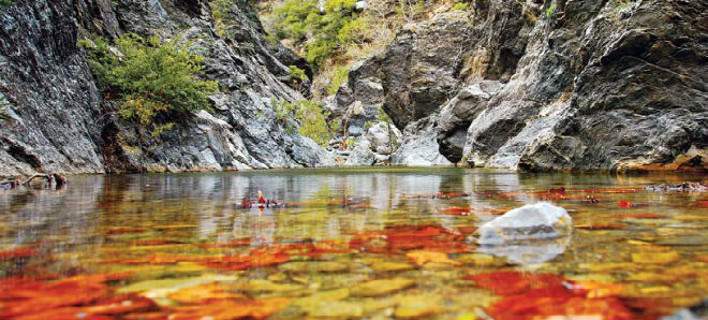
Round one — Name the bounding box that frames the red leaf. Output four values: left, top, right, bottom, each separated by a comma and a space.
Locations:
0, 246, 36, 261
618, 200, 633, 208
465, 271, 568, 296
440, 206, 471, 216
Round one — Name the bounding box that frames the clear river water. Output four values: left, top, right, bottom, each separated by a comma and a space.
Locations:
0, 168, 706, 319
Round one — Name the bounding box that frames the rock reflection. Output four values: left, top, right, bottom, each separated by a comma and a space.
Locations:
478, 235, 572, 267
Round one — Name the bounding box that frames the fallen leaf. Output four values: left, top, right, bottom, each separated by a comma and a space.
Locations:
576, 222, 627, 230
0, 246, 36, 261
618, 200, 633, 208
169, 297, 289, 320
406, 250, 461, 266
369, 261, 415, 272
395, 294, 443, 318
466, 271, 567, 296
351, 278, 415, 297
440, 206, 471, 216
631, 251, 680, 265
167, 282, 245, 304
619, 213, 664, 219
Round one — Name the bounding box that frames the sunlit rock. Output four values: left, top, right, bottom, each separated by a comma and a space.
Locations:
477, 202, 572, 245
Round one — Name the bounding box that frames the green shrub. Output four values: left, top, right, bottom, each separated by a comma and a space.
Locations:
273, 99, 334, 146
451, 2, 470, 11
326, 66, 349, 95
268, 0, 362, 69
289, 65, 308, 81
0, 0, 14, 8
81, 34, 218, 136
545, 3, 556, 18
210, 0, 232, 37
337, 17, 367, 44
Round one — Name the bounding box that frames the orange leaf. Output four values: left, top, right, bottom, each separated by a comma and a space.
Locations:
465, 271, 568, 296
169, 297, 289, 320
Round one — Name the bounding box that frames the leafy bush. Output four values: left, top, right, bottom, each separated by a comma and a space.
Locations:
210, 0, 232, 37
0, 0, 14, 8
545, 3, 557, 18
80, 34, 218, 135
289, 65, 308, 81
451, 2, 470, 11
273, 99, 334, 146
269, 0, 361, 69
326, 66, 349, 95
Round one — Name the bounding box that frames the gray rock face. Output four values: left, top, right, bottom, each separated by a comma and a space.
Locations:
0, 0, 329, 175
437, 81, 503, 163
390, 116, 452, 167
353, 11, 476, 129
341, 0, 707, 172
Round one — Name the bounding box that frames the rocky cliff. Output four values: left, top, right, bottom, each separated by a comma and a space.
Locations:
337, 0, 707, 172
1, 0, 706, 175
0, 0, 331, 176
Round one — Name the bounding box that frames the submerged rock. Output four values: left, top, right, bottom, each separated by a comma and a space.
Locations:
476, 202, 572, 245
645, 182, 707, 192
478, 236, 571, 266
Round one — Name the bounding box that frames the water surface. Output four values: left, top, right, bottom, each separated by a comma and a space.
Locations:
1, 168, 706, 319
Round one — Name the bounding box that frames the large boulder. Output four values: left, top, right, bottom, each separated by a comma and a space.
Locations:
477, 202, 572, 245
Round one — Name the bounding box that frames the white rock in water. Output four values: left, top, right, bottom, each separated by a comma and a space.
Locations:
477, 202, 572, 245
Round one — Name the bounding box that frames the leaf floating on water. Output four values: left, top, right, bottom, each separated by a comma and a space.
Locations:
435, 191, 469, 199
619, 213, 664, 219
0, 246, 36, 261
278, 261, 348, 273
169, 297, 289, 320
369, 261, 415, 272
406, 250, 461, 266
351, 278, 415, 297
631, 251, 680, 265
489, 294, 636, 320
133, 239, 186, 246
349, 225, 469, 254
167, 282, 245, 304
576, 222, 628, 230
440, 206, 471, 216
465, 271, 567, 296
473, 271, 638, 320
105, 226, 146, 235
618, 200, 633, 208
235, 279, 304, 293
0, 274, 145, 319
394, 294, 443, 318
457, 253, 506, 267
297, 300, 364, 318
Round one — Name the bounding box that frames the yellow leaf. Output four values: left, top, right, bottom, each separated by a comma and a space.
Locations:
406, 250, 461, 266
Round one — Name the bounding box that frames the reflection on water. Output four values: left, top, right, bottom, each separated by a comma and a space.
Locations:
0, 168, 706, 319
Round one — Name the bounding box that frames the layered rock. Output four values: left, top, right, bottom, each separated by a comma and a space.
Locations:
0, 0, 330, 175
338, 0, 707, 172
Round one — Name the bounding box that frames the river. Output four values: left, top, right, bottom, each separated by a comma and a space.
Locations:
0, 168, 706, 319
